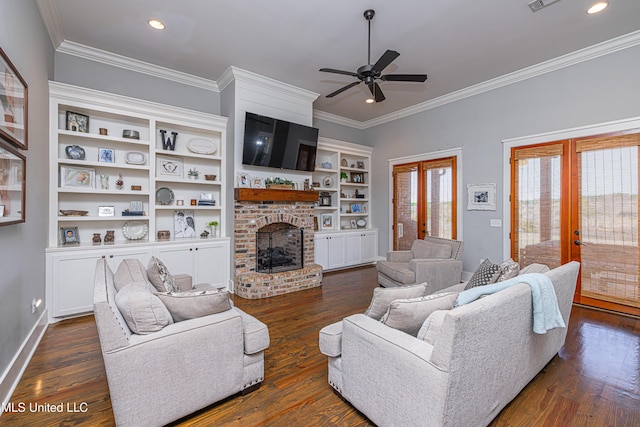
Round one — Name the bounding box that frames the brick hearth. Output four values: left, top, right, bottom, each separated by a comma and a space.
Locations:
234, 189, 322, 299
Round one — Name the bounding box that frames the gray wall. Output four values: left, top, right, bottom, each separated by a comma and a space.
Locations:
366, 45, 640, 273
0, 0, 53, 380
54, 53, 220, 115
313, 117, 366, 145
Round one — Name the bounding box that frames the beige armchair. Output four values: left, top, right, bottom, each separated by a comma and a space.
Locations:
377, 236, 463, 293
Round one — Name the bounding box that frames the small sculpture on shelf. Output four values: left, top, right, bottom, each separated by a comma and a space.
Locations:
115, 173, 124, 190
200, 230, 210, 238
100, 174, 109, 190
92, 233, 102, 244
159, 129, 178, 150
104, 230, 115, 244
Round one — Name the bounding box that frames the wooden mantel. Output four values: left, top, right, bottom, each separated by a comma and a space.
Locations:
234, 188, 319, 202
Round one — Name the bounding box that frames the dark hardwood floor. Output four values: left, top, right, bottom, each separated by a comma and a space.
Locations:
2, 265, 639, 426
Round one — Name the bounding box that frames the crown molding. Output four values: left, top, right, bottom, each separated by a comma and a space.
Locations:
318, 30, 640, 130
219, 66, 319, 103
313, 110, 366, 130
57, 41, 219, 92
36, 0, 64, 49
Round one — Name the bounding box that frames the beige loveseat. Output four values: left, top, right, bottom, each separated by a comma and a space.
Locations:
94, 258, 270, 426
376, 236, 463, 293
320, 261, 580, 427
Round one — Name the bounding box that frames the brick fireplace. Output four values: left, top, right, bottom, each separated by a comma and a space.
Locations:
234, 188, 322, 299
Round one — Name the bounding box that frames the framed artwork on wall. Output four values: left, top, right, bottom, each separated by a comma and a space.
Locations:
467, 183, 496, 211
0, 138, 25, 226
0, 48, 28, 150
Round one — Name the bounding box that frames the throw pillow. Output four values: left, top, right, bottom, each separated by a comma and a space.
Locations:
115, 282, 173, 334
156, 289, 232, 322
364, 283, 428, 320
519, 263, 551, 274
380, 292, 458, 336
464, 259, 502, 290
496, 258, 520, 282
114, 259, 150, 292
411, 240, 452, 260
147, 256, 178, 293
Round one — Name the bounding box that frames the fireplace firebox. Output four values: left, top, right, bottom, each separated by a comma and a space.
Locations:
256, 223, 303, 274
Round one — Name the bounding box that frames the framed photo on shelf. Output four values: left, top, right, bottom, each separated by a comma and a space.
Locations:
356, 161, 365, 169
98, 148, 115, 163
321, 213, 334, 230
350, 219, 357, 229
350, 203, 362, 213
60, 226, 80, 245
237, 173, 250, 188
351, 172, 364, 184
467, 183, 496, 211
251, 176, 264, 188
158, 157, 182, 177
60, 166, 95, 188
174, 210, 196, 238
0, 139, 25, 226
65, 111, 89, 133
0, 48, 28, 150
98, 206, 115, 217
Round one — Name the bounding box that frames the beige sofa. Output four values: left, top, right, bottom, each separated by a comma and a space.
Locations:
93, 258, 270, 426
376, 236, 463, 293
320, 261, 580, 427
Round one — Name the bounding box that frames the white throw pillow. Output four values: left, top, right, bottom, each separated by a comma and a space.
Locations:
380, 292, 458, 336
364, 283, 428, 320
156, 289, 232, 322
115, 282, 173, 334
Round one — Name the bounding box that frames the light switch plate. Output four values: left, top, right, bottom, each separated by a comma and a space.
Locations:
490, 219, 502, 227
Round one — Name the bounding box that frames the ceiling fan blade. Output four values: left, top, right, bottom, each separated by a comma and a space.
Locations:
371, 50, 400, 73
326, 81, 361, 98
381, 74, 428, 82
319, 68, 358, 77
368, 82, 385, 102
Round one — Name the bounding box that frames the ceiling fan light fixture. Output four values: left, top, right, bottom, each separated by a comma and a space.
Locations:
148, 19, 166, 30
586, 2, 608, 14
365, 97, 375, 104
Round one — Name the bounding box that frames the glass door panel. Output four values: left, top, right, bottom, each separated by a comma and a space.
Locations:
423, 158, 456, 239
392, 164, 418, 250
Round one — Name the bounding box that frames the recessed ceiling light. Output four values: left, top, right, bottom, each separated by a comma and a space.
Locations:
148, 19, 165, 30
365, 98, 375, 104
586, 2, 608, 14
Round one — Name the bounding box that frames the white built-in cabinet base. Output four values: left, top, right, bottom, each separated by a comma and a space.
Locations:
314, 229, 378, 271
45, 239, 230, 322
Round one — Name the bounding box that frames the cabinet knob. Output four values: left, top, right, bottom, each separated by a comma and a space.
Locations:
195, 247, 198, 251
101, 255, 106, 259
190, 248, 193, 251
109, 255, 113, 258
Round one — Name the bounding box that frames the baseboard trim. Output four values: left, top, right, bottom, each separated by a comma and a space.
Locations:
0, 309, 49, 416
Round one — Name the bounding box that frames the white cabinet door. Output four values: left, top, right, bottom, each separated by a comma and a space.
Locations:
193, 242, 229, 288
360, 230, 378, 263
345, 232, 362, 265
326, 234, 346, 269
49, 251, 102, 318
108, 247, 154, 271
153, 244, 194, 277
314, 235, 329, 270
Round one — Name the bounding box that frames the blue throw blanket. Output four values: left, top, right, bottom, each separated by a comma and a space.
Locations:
455, 273, 565, 334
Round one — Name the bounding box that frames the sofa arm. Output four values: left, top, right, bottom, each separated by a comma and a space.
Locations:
174, 274, 193, 291
387, 250, 413, 262
319, 321, 343, 357
236, 308, 270, 354
410, 259, 463, 294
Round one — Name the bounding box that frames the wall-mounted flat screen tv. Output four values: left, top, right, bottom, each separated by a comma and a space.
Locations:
242, 112, 319, 172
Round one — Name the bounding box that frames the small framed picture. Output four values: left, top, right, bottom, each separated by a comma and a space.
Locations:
130, 201, 143, 212
98, 206, 115, 217
350, 203, 362, 213
351, 172, 365, 184
251, 177, 264, 188
60, 226, 80, 245
321, 213, 334, 230
66, 111, 89, 133
467, 183, 497, 211
356, 161, 365, 169
237, 173, 250, 188
98, 148, 115, 163
60, 166, 95, 188
350, 219, 357, 229
200, 192, 213, 201
158, 157, 182, 177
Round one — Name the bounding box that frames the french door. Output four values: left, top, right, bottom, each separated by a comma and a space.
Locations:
511, 131, 640, 316
392, 157, 457, 250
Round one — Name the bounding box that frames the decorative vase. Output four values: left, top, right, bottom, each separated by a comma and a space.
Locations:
104, 230, 115, 244
92, 233, 102, 244
100, 174, 109, 190
115, 173, 124, 190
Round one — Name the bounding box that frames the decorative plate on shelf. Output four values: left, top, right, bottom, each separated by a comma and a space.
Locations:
187, 137, 218, 155
155, 187, 175, 205
323, 176, 333, 187
356, 218, 367, 228
122, 220, 148, 240
125, 151, 146, 165
65, 145, 85, 160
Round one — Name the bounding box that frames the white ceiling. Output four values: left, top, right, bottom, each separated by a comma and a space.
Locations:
38, 0, 640, 124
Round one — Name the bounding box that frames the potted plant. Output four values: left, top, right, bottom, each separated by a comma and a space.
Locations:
207, 220, 219, 237
187, 168, 200, 180
265, 177, 295, 189
340, 171, 349, 183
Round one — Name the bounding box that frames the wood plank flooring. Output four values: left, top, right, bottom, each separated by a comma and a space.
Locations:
2, 265, 639, 426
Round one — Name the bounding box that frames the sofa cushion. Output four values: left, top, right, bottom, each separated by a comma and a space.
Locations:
520, 263, 551, 274
376, 261, 415, 284
114, 259, 150, 292
411, 240, 452, 260
364, 283, 428, 320
380, 292, 458, 336
147, 256, 179, 293
156, 289, 232, 322
496, 258, 520, 282
464, 259, 502, 290
115, 282, 173, 334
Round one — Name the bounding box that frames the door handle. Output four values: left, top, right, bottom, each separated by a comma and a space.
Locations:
574, 240, 581, 245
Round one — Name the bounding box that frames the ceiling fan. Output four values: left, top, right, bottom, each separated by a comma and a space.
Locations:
319, 9, 428, 103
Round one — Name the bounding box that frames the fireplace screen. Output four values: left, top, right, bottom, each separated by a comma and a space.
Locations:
256, 223, 304, 273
